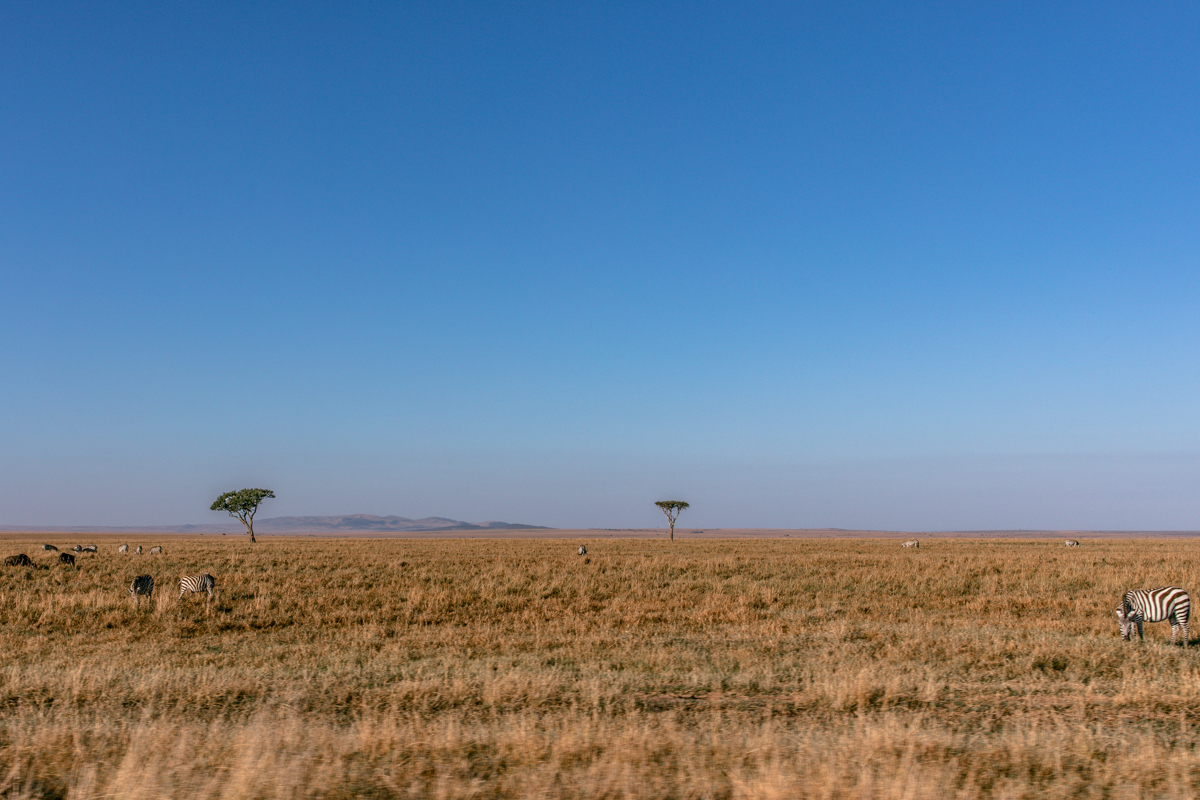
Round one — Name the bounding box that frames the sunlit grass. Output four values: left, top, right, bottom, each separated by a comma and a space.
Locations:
0, 536, 1198, 798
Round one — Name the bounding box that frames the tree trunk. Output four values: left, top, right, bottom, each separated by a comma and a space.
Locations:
669, 520, 674, 541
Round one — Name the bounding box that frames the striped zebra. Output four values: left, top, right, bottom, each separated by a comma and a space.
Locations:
149, 546, 163, 555
902, 539, 919, 548
578, 545, 587, 556
129, 574, 154, 606
42, 544, 58, 552
1117, 587, 1191, 647
135, 546, 142, 555
179, 573, 216, 602
82, 545, 98, 553
1064, 539, 1080, 547
118, 544, 129, 553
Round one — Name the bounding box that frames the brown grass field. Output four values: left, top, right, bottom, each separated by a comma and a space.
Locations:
2, 535, 1200, 799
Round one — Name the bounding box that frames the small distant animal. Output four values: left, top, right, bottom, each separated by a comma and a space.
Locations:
58, 553, 75, 566
1118, 587, 1191, 647
129, 574, 154, 606
578, 545, 587, 556
118, 544, 129, 553
4, 554, 32, 567
179, 573, 216, 602
73, 545, 83, 553
135, 546, 143, 555
149, 546, 163, 555
1064, 539, 1080, 547
42, 544, 58, 552
81, 545, 97, 553
902, 539, 919, 548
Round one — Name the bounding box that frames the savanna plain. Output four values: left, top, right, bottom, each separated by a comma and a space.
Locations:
2, 536, 1200, 799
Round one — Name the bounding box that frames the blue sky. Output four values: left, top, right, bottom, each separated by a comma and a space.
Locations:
2, 1, 1198, 530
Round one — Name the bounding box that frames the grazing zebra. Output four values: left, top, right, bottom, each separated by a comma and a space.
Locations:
149, 546, 163, 555
129, 574, 154, 606
118, 544, 129, 553
58, 553, 75, 566
135, 546, 143, 555
42, 544, 58, 552
179, 573, 216, 601
73, 545, 83, 553
1064, 539, 1080, 547
4, 554, 32, 567
82, 545, 98, 553
578, 545, 587, 556
902, 539, 919, 548
1118, 587, 1191, 647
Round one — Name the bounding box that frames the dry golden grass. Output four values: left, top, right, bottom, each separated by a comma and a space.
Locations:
1, 536, 1199, 798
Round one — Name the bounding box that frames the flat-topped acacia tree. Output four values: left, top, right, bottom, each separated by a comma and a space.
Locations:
210, 488, 275, 543
655, 500, 689, 542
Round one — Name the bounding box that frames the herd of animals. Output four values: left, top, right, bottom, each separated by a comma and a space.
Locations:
2, 543, 216, 608
0, 538, 1190, 643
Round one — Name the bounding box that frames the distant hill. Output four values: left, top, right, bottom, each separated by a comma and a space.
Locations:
253, 515, 548, 532
0, 515, 549, 534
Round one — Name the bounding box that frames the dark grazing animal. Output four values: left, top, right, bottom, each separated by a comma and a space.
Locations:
42, 544, 58, 552
58, 553, 75, 566
179, 573, 216, 601
129, 575, 154, 606
4, 554, 32, 567
1118, 587, 1191, 647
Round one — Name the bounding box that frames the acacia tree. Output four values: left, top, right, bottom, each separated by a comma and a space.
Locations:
655, 500, 689, 542
210, 488, 275, 543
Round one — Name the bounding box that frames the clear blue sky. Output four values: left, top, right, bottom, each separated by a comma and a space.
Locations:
3, 1, 1198, 530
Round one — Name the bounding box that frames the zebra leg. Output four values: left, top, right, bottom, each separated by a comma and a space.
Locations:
1137, 620, 1144, 642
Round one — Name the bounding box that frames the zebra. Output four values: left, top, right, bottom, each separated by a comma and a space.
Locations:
42, 544, 58, 552
1117, 587, 1191, 647
135, 546, 143, 555
118, 544, 129, 553
58, 553, 75, 566
149, 546, 163, 555
1064, 539, 1080, 547
82, 545, 97, 553
4, 554, 32, 567
179, 573, 216, 602
578, 545, 587, 556
902, 539, 919, 548
129, 575, 154, 606
73, 545, 83, 553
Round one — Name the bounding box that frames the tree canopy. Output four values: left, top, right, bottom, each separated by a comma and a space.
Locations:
210, 488, 275, 543
655, 500, 690, 542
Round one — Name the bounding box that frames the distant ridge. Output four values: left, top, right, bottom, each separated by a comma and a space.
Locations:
0, 515, 549, 534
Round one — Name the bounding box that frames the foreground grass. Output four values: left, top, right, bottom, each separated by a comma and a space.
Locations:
0, 536, 1199, 798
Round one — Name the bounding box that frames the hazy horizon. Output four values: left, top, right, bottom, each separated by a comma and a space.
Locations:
4, 3, 1199, 531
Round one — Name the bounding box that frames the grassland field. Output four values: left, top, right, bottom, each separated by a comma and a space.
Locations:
2, 535, 1200, 799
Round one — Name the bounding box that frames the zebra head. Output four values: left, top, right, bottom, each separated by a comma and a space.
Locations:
1116, 602, 1144, 640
